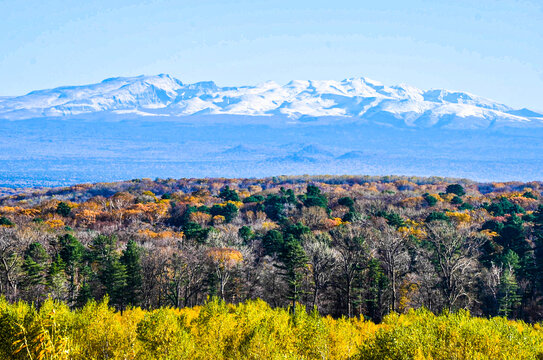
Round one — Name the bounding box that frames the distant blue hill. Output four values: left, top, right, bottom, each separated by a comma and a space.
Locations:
295, 145, 334, 158
337, 151, 365, 160
267, 154, 319, 163
221, 145, 258, 155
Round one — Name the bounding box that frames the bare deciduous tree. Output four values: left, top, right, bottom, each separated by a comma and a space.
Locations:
424, 222, 484, 311
368, 220, 411, 312
303, 233, 338, 311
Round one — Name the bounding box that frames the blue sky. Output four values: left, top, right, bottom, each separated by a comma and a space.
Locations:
1, 0, 542, 110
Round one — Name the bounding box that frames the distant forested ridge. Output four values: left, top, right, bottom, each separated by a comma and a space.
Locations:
1, 175, 543, 322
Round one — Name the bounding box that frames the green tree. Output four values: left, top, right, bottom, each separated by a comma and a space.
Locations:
21, 242, 49, 303
89, 234, 128, 308
56, 202, 72, 217
283, 222, 311, 239
451, 195, 463, 205
277, 235, 308, 316
338, 196, 355, 209
263, 230, 284, 255
219, 186, 240, 202
102, 258, 127, 309
238, 226, 254, 244
0, 217, 14, 226
364, 258, 389, 322
47, 254, 68, 301
425, 212, 450, 223
183, 222, 210, 243
210, 203, 238, 223
423, 193, 438, 207
497, 216, 532, 281
243, 194, 264, 203
533, 205, 543, 294
301, 185, 328, 208
76, 281, 93, 307
497, 250, 521, 318
486, 197, 525, 216
58, 234, 84, 303
446, 184, 466, 197
459, 202, 474, 211
120, 239, 143, 306
264, 194, 287, 221
377, 211, 405, 228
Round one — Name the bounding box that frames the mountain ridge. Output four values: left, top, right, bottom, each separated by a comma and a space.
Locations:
0, 74, 542, 129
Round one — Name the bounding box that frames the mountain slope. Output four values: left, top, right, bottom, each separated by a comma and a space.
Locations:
1, 74, 542, 129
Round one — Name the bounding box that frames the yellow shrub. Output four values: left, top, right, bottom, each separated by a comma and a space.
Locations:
45, 219, 65, 229
0, 299, 542, 360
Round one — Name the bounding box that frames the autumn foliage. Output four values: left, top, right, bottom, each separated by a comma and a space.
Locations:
0, 297, 542, 360
0, 175, 542, 327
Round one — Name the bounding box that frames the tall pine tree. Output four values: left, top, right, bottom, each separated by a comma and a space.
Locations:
120, 239, 143, 307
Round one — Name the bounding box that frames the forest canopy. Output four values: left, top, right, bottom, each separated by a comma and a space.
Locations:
0, 175, 542, 323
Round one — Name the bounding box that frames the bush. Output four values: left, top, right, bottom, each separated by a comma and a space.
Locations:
423, 193, 438, 206
357, 309, 543, 360
446, 184, 466, 197
0, 217, 14, 226
243, 195, 264, 203
0, 299, 541, 359
56, 202, 72, 217
451, 195, 463, 204
426, 211, 450, 222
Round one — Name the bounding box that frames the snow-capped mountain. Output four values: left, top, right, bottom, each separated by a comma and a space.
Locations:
1, 74, 541, 129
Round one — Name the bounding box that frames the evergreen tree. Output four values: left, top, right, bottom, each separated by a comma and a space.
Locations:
300, 185, 328, 208
281, 188, 297, 204
486, 197, 525, 216
58, 234, 84, 303
56, 202, 72, 217
219, 186, 240, 202
90, 234, 117, 264
497, 251, 521, 318
0, 216, 14, 226
446, 184, 466, 197
264, 194, 287, 221
338, 196, 355, 209
120, 239, 143, 306
183, 221, 210, 243
277, 236, 308, 316
48, 254, 68, 301
210, 203, 239, 223
364, 258, 389, 322
451, 195, 463, 205
263, 230, 284, 255
238, 226, 254, 244
423, 193, 438, 207
426, 212, 450, 223
76, 282, 93, 307
498, 215, 527, 256
21, 242, 49, 302
377, 211, 405, 228
90, 234, 127, 308
22, 242, 49, 285
102, 258, 127, 310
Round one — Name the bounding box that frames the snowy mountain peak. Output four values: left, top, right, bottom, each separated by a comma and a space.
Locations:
0, 74, 541, 129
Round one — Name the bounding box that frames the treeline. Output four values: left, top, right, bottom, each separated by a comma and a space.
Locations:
1, 298, 542, 359
0, 176, 543, 322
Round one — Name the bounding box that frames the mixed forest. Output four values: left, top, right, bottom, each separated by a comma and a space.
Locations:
1, 175, 543, 358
